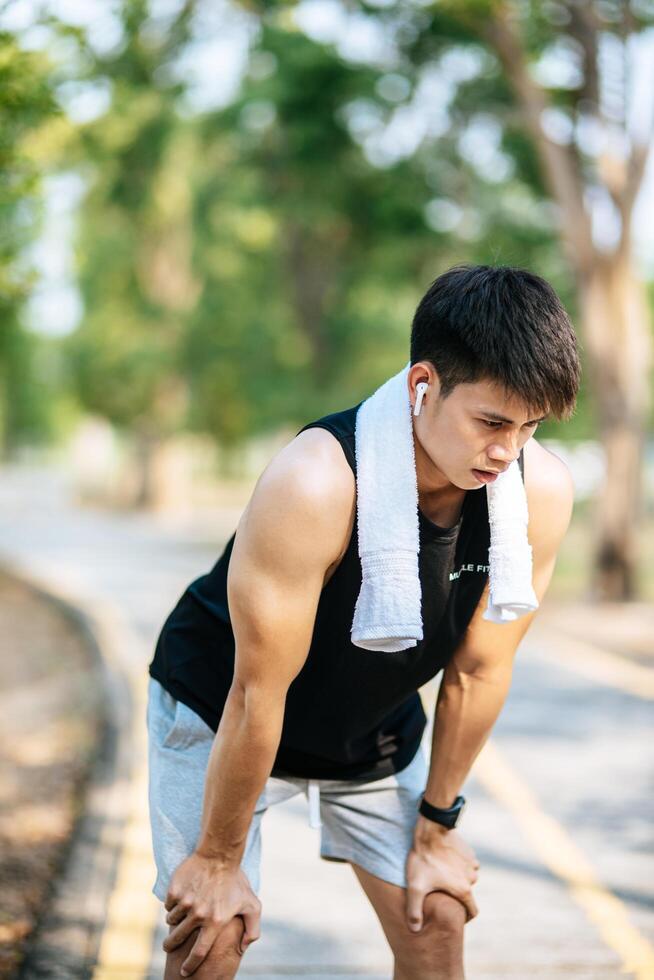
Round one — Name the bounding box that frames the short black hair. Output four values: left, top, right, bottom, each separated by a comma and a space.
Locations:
410, 264, 581, 421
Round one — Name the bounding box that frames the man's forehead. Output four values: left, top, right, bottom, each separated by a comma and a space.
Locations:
459, 378, 547, 419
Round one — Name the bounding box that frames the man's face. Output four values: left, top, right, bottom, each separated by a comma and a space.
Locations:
412, 367, 548, 492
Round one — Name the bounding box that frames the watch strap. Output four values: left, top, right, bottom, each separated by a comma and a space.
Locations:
418, 794, 466, 829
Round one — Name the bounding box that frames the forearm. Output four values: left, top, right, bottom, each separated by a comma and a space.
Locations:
422, 662, 513, 809
196, 679, 284, 868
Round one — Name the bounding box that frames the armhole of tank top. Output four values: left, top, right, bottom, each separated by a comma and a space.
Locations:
296, 422, 357, 476
518, 446, 525, 483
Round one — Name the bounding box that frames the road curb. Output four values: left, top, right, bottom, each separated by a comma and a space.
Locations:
5, 563, 139, 979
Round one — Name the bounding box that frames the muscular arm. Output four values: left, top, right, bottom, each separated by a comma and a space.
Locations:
404, 445, 575, 930
195, 431, 355, 867
162, 431, 354, 970
419, 447, 574, 814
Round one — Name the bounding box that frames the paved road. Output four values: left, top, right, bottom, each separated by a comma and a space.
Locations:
6, 465, 653, 979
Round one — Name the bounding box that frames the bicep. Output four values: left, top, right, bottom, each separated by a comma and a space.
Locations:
227, 451, 352, 699
228, 544, 323, 698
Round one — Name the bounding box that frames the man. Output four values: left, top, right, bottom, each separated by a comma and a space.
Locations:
147, 264, 580, 979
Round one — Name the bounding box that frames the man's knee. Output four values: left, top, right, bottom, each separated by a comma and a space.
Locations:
164, 915, 247, 980
422, 891, 467, 935
393, 892, 466, 973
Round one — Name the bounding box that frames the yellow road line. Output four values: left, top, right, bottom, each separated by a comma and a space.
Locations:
91, 656, 160, 979
42, 588, 162, 978
529, 628, 654, 700
475, 740, 654, 980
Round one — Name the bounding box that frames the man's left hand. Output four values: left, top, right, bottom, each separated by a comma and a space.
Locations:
405, 817, 480, 932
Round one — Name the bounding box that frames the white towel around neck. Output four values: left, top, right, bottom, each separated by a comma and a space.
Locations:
350, 361, 538, 651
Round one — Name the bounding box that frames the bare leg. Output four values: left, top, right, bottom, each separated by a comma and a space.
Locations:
163, 915, 247, 980
350, 862, 466, 980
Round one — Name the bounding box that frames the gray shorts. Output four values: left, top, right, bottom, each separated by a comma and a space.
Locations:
146, 676, 428, 903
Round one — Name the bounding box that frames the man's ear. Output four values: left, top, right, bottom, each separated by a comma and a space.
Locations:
417, 360, 442, 399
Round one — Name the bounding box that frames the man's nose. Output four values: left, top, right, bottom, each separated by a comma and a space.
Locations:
488, 433, 520, 464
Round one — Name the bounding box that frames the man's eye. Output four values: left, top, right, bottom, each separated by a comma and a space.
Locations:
480, 420, 501, 428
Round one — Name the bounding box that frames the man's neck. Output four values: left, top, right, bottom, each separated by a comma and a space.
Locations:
413, 430, 467, 526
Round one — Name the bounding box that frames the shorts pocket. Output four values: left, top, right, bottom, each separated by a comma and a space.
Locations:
162, 699, 213, 751
147, 679, 212, 752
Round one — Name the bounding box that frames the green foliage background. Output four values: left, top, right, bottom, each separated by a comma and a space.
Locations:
3, 0, 652, 456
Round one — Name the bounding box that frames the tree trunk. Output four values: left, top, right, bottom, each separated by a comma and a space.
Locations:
578, 252, 652, 600
480, 4, 653, 600
132, 428, 160, 510
284, 221, 336, 387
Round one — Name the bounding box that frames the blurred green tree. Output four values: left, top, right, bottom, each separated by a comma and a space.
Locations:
64, 0, 199, 504
185, 19, 576, 449
0, 31, 60, 454
186, 24, 445, 445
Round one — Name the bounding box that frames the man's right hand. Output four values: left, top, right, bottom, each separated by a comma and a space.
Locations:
162, 851, 262, 976
405, 820, 479, 931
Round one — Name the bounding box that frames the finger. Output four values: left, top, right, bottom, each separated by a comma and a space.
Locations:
181, 924, 218, 977
463, 890, 479, 923
162, 911, 204, 955
165, 905, 187, 926
164, 893, 179, 912
405, 886, 425, 933
240, 908, 262, 954
442, 883, 477, 924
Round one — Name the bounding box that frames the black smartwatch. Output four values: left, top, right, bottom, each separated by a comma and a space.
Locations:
418, 794, 466, 829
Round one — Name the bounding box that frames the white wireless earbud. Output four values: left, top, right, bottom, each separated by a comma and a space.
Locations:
413, 381, 429, 417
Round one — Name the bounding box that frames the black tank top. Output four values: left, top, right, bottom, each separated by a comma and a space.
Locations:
148, 402, 525, 781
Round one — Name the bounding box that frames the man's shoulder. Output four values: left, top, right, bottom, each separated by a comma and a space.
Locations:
523, 437, 575, 558
244, 426, 356, 560
285, 426, 356, 502
523, 436, 574, 497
